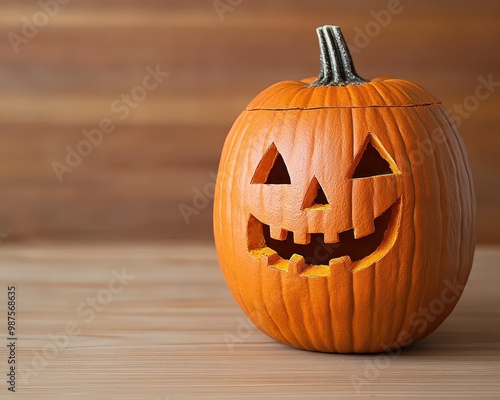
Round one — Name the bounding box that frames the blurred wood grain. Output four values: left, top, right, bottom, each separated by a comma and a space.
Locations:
0, 0, 498, 242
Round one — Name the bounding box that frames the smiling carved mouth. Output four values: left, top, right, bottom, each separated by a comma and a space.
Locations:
248, 198, 402, 277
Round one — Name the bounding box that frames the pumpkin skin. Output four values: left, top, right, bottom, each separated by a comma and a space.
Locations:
213, 26, 475, 353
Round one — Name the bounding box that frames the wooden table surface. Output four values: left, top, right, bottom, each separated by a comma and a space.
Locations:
0, 243, 499, 399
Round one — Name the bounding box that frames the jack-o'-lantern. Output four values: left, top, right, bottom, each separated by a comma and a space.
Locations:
213, 26, 475, 353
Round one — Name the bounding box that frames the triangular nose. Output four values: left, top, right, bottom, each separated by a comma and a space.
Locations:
302, 177, 331, 210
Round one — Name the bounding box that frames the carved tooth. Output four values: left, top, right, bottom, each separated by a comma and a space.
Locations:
324, 231, 340, 244
259, 248, 280, 267
354, 221, 375, 239
289, 254, 305, 275
260, 255, 269, 268
343, 256, 353, 271
270, 226, 288, 241
293, 232, 311, 245
329, 255, 352, 270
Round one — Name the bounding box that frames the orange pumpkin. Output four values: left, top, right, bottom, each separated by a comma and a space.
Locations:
213, 25, 475, 353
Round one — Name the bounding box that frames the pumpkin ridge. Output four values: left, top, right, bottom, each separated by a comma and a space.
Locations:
418, 106, 452, 336
402, 105, 446, 341
432, 106, 475, 287
381, 101, 418, 346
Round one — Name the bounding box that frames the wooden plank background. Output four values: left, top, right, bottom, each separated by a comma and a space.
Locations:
0, 0, 498, 243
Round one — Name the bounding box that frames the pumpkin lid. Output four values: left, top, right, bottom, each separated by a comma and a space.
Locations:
246, 26, 441, 111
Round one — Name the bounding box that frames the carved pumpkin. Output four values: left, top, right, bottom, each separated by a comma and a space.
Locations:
214, 26, 475, 353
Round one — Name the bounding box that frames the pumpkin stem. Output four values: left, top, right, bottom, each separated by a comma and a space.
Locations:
310, 25, 368, 87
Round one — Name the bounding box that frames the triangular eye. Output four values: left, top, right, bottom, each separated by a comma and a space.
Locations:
350, 135, 399, 179
251, 143, 291, 184
302, 177, 331, 210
